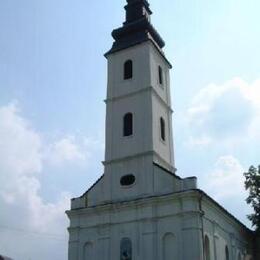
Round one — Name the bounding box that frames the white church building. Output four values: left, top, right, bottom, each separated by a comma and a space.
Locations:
66, 0, 258, 259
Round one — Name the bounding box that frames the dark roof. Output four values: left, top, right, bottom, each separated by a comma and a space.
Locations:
106, 18, 165, 54
105, 0, 167, 60
0, 255, 13, 260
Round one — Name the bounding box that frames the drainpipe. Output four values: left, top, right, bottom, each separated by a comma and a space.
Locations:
199, 192, 205, 260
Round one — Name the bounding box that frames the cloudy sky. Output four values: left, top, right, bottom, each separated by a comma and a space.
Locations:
0, 0, 259, 259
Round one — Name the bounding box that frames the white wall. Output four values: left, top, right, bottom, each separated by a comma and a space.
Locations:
68, 190, 203, 260
105, 41, 174, 167
202, 197, 254, 260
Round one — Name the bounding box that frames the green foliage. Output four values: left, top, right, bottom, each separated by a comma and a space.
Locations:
244, 165, 260, 233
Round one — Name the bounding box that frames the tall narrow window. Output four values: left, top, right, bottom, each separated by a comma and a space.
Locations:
160, 117, 166, 141
158, 65, 163, 85
238, 253, 242, 260
123, 113, 133, 137
225, 246, 229, 260
204, 235, 210, 260
124, 60, 133, 80
120, 238, 132, 260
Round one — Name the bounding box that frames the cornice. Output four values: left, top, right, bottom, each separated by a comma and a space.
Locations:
105, 86, 173, 113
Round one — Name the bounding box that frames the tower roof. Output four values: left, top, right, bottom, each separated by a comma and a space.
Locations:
105, 0, 165, 56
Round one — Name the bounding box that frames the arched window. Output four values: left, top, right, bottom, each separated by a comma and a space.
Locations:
84, 242, 93, 259
123, 113, 133, 137
120, 238, 132, 260
160, 117, 166, 141
225, 246, 229, 260
124, 60, 133, 80
204, 235, 210, 260
163, 233, 178, 260
158, 66, 163, 85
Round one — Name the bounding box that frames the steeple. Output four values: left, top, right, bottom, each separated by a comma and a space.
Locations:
105, 0, 165, 56
102, 0, 175, 203
124, 0, 152, 24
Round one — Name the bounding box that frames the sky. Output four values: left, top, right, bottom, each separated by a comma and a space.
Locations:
0, 0, 259, 259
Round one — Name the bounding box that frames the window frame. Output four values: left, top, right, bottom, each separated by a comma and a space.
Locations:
225, 246, 229, 260
204, 235, 211, 260
160, 117, 166, 142
120, 174, 136, 188
120, 237, 132, 260
123, 113, 133, 137
124, 60, 133, 80
158, 65, 163, 85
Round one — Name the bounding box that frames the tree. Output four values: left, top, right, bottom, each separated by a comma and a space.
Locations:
244, 165, 260, 233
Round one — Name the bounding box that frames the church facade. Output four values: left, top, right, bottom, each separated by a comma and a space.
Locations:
66, 0, 257, 259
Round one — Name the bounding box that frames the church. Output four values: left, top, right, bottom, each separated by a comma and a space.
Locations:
66, 0, 258, 259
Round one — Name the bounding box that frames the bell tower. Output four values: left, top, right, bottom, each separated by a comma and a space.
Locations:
103, 0, 175, 201
66, 3, 253, 260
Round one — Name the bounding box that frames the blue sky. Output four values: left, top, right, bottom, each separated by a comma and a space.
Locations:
0, 0, 259, 259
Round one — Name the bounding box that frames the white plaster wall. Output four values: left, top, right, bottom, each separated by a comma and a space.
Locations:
69, 190, 255, 260
106, 43, 151, 100
71, 163, 198, 209
104, 155, 155, 202
149, 43, 172, 106
202, 198, 254, 260
152, 93, 174, 167
105, 41, 174, 170
105, 92, 153, 162
81, 161, 179, 207
68, 191, 203, 260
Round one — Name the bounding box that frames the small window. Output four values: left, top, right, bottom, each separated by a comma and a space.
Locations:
204, 235, 210, 260
123, 113, 133, 137
160, 117, 166, 141
225, 246, 229, 260
158, 66, 163, 85
120, 174, 136, 186
124, 60, 133, 80
120, 238, 132, 260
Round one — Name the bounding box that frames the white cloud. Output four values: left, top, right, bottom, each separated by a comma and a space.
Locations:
45, 135, 87, 166
177, 78, 260, 227
202, 155, 245, 200
0, 102, 91, 260
186, 135, 212, 147
0, 102, 42, 177
200, 155, 253, 226
185, 78, 260, 147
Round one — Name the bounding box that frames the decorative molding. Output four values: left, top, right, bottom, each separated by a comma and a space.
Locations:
105, 86, 173, 113
103, 150, 173, 171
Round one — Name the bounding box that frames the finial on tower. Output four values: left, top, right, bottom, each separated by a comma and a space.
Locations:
124, 0, 152, 24
105, 0, 165, 57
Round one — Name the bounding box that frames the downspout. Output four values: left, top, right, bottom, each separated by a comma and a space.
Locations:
199, 192, 205, 260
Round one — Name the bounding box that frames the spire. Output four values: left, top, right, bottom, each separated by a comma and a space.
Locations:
124, 0, 152, 25
105, 0, 165, 56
